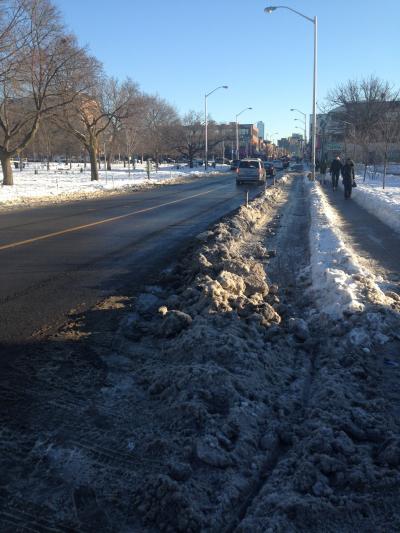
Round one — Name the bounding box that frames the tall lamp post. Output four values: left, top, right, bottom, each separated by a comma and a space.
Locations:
205, 85, 228, 169
291, 108, 307, 145
270, 131, 278, 158
294, 118, 306, 157
266, 5, 317, 180
235, 107, 252, 159
294, 125, 306, 157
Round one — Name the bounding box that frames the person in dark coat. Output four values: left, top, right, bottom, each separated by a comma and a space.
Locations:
319, 159, 328, 185
330, 156, 342, 190
341, 158, 355, 199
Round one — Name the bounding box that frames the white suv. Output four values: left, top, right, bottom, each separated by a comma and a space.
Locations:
236, 158, 266, 185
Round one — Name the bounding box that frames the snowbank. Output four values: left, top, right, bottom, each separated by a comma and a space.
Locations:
116, 184, 292, 531
123, 176, 400, 531
0, 162, 230, 209
350, 173, 400, 234
307, 178, 390, 318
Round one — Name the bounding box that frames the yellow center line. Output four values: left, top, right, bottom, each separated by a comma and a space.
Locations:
0, 186, 226, 252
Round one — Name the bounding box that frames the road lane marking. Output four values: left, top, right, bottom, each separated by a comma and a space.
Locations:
0, 186, 226, 252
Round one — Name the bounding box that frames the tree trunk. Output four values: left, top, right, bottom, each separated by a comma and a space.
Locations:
107, 152, 112, 171
88, 143, 99, 181
1, 154, 14, 185
383, 145, 387, 190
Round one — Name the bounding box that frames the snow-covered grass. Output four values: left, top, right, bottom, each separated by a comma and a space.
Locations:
307, 177, 389, 318
0, 162, 230, 209
365, 163, 400, 176
350, 171, 400, 234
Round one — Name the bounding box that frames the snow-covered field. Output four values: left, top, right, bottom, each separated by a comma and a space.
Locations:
0, 162, 229, 209
351, 171, 400, 234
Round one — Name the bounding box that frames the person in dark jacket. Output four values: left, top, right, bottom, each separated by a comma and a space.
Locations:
330, 156, 342, 190
319, 159, 328, 185
341, 158, 355, 199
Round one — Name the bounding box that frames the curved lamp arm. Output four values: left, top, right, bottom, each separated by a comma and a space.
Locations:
264, 5, 314, 23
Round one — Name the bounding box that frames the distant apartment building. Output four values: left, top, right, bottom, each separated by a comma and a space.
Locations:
238, 124, 260, 158
209, 122, 267, 160
257, 121, 265, 140
278, 133, 304, 156
311, 102, 400, 162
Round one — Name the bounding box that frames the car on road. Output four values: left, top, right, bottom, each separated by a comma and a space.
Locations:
272, 159, 284, 171
264, 162, 276, 177
236, 158, 266, 185
230, 159, 241, 171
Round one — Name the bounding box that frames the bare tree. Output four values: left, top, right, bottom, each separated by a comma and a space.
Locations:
0, 0, 93, 185
142, 95, 179, 168
377, 106, 400, 188
117, 93, 147, 173
56, 76, 137, 181
101, 78, 140, 170
171, 111, 203, 167
327, 76, 398, 179
0, 0, 28, 82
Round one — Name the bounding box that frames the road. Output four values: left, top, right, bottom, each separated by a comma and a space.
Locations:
0, 172, 269, 345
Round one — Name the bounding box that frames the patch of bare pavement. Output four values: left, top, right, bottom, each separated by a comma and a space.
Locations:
1, 175, 400, 532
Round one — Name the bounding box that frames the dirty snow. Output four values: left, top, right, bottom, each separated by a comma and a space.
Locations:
2, 173, 400, 532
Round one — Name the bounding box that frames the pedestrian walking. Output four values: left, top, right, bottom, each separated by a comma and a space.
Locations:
319, 159, 328, 185
342, 158, 355, 199
330, 156, 342, 191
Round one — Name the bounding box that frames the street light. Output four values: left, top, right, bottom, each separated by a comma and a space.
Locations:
294, 117, 307, 150
294, 125, 306, 156
291, 108, 307, 146
235, 107, 252, 159
294, 117, 306, 130
204, 85, 228, 169
266, 6, 317, 180
270, 131, 278, 158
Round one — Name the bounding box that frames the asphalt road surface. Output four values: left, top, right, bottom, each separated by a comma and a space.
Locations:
0, 172, 271, 345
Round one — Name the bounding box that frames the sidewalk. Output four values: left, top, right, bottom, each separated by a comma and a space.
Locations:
320, 181, 400, 291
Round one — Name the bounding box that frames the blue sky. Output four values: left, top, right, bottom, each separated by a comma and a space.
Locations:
56, 0, 399, 141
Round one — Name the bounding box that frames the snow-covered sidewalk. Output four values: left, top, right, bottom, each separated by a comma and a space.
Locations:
0, 162, 229, 210
307, 177, 396, 322
350, 172, 400, 234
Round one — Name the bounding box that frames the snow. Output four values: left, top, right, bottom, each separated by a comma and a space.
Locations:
7, 172, 400, 531
0, 161, 230, 209
307, 177, 390, 318
349, 170, 400, 234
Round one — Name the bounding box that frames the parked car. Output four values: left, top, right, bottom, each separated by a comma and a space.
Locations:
264, 162, 276, 177
230, 159, 241, 171
291, 163, 305, 172
272, 159, 284, 170
236, 158, 266, 185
